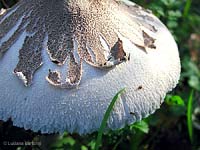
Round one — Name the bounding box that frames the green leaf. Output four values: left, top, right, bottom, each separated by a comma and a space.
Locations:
187, 90, 194, 143
188, 76, 200, 91
95, 88, 126, 150
51, 136, 75, 148
168, 10, 182, 18
167, 20, 178, 29
131, 120, 149, 134
165, 95, 185, 106
183, 0, 192, 17
81, 145, 88, 150
188, 61, 200, 76
88, 140, 96, 150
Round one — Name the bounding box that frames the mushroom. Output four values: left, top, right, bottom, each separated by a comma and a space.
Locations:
0, 0, 180, 134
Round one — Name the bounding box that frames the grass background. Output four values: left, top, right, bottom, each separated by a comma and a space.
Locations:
0, 0, 200, 150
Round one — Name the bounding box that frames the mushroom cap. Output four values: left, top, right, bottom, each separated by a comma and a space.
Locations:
0, 0, 180, 134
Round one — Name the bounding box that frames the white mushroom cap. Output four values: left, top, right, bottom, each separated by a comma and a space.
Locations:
0, 0, 180, 134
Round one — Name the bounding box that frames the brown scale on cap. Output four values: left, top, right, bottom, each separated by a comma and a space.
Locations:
0, 0, 158, 88
46, 70, 61, 85
68, 53, 82, 85
103, 38, 130, 67
133, 31, 156, 53
14, 26, 45, 86
142, 30, 156, 49
111, 38, 127, 61
46, 52, 82, 88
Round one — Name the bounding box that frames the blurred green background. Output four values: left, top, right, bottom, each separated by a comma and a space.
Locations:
0, 0, 200, 150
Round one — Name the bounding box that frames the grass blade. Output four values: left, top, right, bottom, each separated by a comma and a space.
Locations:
95, 88, 126, 150
183, 0, 192, 17
187, 89, 194, 143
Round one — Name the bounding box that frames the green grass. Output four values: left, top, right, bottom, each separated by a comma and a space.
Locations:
95, 88, 126, 150
187, 89, 194, 143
